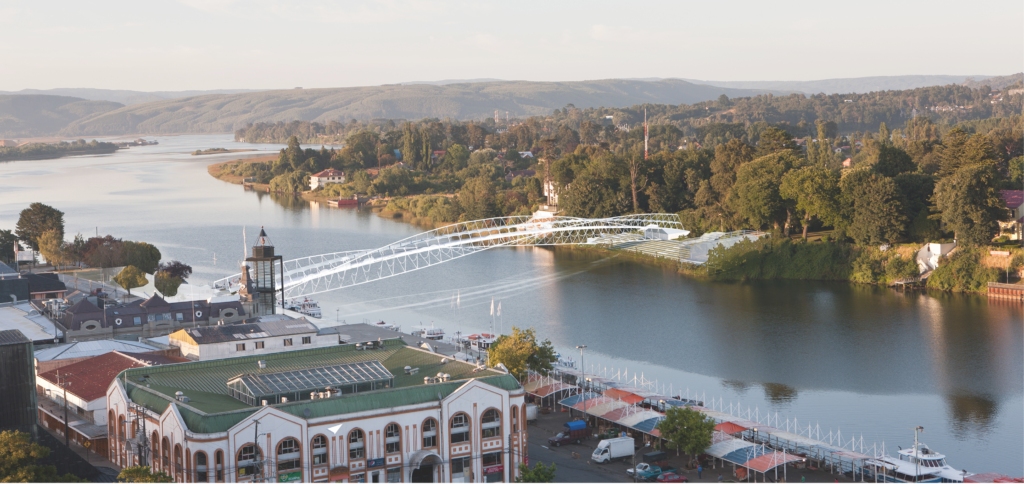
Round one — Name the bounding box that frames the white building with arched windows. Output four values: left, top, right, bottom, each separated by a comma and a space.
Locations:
105, 337, 527, 483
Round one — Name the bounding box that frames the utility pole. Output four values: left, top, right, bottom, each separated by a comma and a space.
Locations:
56, 371, 72, 447
576, 345, 587, 429
644, 108, 649, 160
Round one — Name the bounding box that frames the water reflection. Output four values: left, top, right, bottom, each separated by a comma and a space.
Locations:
762, 382, 799, 405
946, 392, 998, 438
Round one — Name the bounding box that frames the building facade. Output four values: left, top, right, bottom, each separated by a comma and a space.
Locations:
168, 318, 343, 361
106, 339, 527, 483
58, 294, 247, 341
310, 169, 347, 190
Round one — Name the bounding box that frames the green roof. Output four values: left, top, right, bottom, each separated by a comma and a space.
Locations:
119, 338, 521, 434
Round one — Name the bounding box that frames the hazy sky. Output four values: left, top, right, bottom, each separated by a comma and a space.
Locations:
2, 0, 1022, 91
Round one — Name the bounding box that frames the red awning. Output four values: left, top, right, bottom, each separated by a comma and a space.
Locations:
715, 422, 748, 434
743, 452, 803, 473
604, 388, 646, 404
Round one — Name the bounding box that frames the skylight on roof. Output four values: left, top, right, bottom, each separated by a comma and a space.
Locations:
227, 360, 395, 405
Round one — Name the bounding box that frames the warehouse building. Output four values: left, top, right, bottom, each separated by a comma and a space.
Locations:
106, 337, 526, 483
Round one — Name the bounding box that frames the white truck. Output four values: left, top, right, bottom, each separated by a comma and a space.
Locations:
525, 404, 538, 424
591, 436, 634, 463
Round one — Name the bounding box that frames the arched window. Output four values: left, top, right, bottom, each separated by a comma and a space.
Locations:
174, 444, 183, 477
237, 444, 262, 479
277, 438, 301, 473
348, 429, 365, 459
450, 413, 470, 444
385, 424, 401, 454
511, 405, 519, 433
118, 416, 126, 443
481, 409, 501, 438
214, 450, 224, 482
311, 435, 328, 466
151, 433, 160, 471
195, 452, 208, 482
162, 437, 170, 470
421, 418, 438, 448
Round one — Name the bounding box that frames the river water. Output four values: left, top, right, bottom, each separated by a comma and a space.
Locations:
2, 134, 1021, 476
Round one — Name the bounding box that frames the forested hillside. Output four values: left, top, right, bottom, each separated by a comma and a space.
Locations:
58, 79, 789, 136
0, 95, 123, 137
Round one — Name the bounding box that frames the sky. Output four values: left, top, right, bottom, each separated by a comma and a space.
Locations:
1, 0, 1022, 91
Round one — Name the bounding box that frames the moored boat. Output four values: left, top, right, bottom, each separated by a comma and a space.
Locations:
281, 297, 322, 318
865, 443, 969, 483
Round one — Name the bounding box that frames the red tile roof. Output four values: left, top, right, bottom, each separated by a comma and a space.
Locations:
1000, 190, 1023, 209
312, 169, 345, 178
37, 351, 188, 401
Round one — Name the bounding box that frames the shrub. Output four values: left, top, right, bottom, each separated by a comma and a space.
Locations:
926, 249, 998, 292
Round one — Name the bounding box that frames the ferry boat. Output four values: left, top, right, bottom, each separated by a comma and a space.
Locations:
410, 325, 445, 341
865, 443, 969, 483
281, 298, 322, 319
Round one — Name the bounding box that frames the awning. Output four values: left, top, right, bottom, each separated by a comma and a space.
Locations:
573, 396, 614, 411
604, 388, 645, 404
527, 381, 578, 398
558, 391, 599, 407
408, 450, 443, 470
743, 451, 804, 473
715, 422, 748, 434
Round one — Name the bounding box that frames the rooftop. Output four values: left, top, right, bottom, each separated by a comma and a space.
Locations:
174, 318, 319, 345
312, 169, 345, 178
1000, 189, 1023, 209
121, 338, 519, 433
0, 303, 62, 342
0, 329, 30, 346
38, 351, 189, 402
34, 338, 162, 362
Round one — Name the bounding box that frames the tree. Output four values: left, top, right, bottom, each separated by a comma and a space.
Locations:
626, 152, 648, 213
871, 144, 915, 178
730, 152, 801, 233
840, 170, 908, 245
780, 166, 841, 239
444, 144, 470, 171
113, 266, 148, 296
515, 462, 556, 483
754, 127, 799, 157
0, 229, 18, 264
117, 465, 173, 483
938, 129, 997, 178
487, 326, 557, 381
154, 271, 182, 297
933, 164, 1006, 246
37, 230, 65, 270
122, 242, 162, 274
656, 407, 716, 465
15, 203, 64, 251
0, 430, 81, 482
158, 261, 193, 281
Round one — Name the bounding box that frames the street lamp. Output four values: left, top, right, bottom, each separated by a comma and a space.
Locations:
632, 442, 651, 483
575, 345, 587, 429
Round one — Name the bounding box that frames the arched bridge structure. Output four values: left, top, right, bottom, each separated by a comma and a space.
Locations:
213, 213, 688, 298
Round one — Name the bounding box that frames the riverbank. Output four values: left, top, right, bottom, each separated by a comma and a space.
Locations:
192, 148, 256, 156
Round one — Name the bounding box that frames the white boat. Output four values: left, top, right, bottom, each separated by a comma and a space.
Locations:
281, 297, 321, 318
410, 325, 445, 341
866, 443, 969, 483
372, 320, 399, 331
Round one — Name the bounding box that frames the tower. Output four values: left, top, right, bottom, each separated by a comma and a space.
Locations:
644, 108, 649, 160
245, 227, 284, 316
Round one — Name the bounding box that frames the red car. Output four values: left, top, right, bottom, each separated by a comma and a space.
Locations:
656, 473, 688, 483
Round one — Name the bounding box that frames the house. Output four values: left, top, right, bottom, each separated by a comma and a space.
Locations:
168, 318, 342, 361
25, 273, 67, 300
431, 151, 447, 164
60, 293, 247, 341
0, 139, 20, 147
504, 170, 535, 183
36, 350, 188, 460
34, 338, 169, 373
105, 338, 527, 482
518, 151, 534, 158
310, 169, 346, 190
998, 190, 1024, 240
842, 158, 852, 168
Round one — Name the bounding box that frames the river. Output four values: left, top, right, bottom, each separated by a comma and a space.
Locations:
1, 134, 1021, 476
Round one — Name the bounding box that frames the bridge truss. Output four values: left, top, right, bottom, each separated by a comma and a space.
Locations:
213, 213, 685, 298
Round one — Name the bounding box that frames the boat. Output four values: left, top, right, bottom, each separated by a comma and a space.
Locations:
372, 320, 399, 331
281, 297, 322, 319
410, 324, 445, 341
865, 443, 969, 483
328, 195, 360, 207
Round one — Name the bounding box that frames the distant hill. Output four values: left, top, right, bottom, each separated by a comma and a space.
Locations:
677, 75, 993, 94
0, 95, 123, 138
0, 88, 266, 106
962, 73, 1023, 90
57, 79, 794, 136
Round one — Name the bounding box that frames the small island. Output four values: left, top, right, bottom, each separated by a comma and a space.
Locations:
0, 139, 119, 162
191, 147, 256, 156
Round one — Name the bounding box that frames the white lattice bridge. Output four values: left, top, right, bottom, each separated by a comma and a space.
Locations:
213, 214, 688, 298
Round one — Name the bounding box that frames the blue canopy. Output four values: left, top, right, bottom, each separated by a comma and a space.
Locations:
565, 420, 587, 431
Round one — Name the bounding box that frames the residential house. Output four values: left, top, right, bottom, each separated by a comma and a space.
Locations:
60, 294, 247, 341
36, 350, 188, 460
999, 190, 1023, 240
504, 170, 535, 183
106, 338, 527, 482
431, 151, 447, 164
310, 169, 346, 190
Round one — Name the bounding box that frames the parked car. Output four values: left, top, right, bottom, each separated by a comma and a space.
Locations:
656, 472, 689, 483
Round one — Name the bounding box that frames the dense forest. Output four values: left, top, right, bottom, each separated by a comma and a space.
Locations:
0, 139, 119, 161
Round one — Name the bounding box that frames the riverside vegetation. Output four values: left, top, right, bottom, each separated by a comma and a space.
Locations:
218, 84, 1022, 293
